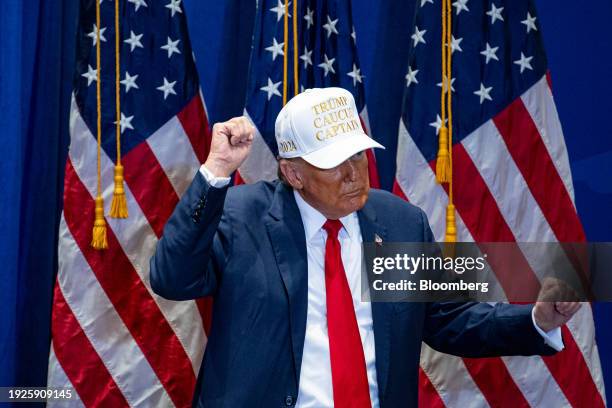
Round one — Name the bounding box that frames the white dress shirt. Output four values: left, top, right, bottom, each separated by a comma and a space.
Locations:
198, 165, 564, 407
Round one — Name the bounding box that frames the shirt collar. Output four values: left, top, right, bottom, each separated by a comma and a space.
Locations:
292, 189, 357, 241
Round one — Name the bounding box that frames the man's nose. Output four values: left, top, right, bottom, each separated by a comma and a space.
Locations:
342, 159, 357, 182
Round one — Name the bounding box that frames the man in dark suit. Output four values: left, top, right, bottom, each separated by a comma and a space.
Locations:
150, 88, 580, 408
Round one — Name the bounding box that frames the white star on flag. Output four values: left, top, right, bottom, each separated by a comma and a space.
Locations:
437, 76, 456, 93
481, 42, 499, 63
453, 0, 469, 15
270, 0, 290, 22
161, 37, 181, 58
165, 0, 182, 17
486, 4, 504, 24
157, 77, 177, 100
115, 112, 134, 133
300, 47, 313, 68
521, 12, 538, 33
514, 52, 534, 73
265, 38, 284, 61
411, 26, 426, 46
421, 0, 433, 6
429, 114, 448, 135
82, 65, 97, 86
405, 66, 419, 87
260, 78, 282, 100
128, 0, 148, 12
347, 64, 363, 86
304, 7, 314, 29
124, 31, 143, 52
120, 71, 139, 93
351, 27, 357, 42
474, 83, 493, 104
323, 16, 339, 38
87, 24, 106, 46
450, 35, 463, 53
318, 54, 336, 76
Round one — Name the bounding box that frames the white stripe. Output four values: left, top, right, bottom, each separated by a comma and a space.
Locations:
396, 120, 471, 242
47, 344, 85, 408
521, 75, 575, 206
147, 116, 200, 198
566, 304, 607, 403
57, 217, 174, 408
68, 97, 206, 374
420, 345, 490, 408
239, 109, 278, 183
359, 107, 372, 136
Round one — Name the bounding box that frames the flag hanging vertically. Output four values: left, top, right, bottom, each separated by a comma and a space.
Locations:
238, 0, 380, 187
394, 0, 606, 406
47, 0, 212, 406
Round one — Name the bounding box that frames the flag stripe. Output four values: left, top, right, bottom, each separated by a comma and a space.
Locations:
420, 345, 490, 408
146, 116, 201, 198
239, 110, 279, 183
47, 345, 86, 408
542, 326, 606, 408
177, 95, 211, 165
123, 142, 179, 239
521, 76, 575, 205
58, 215, 174, 408
493, 99, 585, 243
68, 103, 206, 374
418, 367, 446, 408
63, 160, 196, 408
51, 282, 130, 408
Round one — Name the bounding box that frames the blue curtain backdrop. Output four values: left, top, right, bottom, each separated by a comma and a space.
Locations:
1, 0, 610, 401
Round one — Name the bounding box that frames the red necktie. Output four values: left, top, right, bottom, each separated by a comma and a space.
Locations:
323, 219, 371, 408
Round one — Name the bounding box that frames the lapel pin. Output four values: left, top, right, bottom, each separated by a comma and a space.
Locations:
374, 233, 383, 246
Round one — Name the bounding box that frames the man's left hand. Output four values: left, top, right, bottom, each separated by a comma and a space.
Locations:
533, 301, 581, 332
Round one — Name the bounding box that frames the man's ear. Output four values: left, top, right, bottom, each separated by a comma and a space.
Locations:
279, 159, 304, 190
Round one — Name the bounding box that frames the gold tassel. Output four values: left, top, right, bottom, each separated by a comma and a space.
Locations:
436, 126, 451, 183
444, 203, 457, 242
109, 164, 128, 218
91, 196, 108, 249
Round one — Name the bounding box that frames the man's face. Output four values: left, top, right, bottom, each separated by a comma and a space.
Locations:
282, 151, 370, 219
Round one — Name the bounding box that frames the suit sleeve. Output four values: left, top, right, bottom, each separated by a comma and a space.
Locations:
418, 209, 558, 357
150, 172, 231, 300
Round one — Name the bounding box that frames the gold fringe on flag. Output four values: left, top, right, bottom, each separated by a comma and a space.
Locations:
109, 0, 128, 218
91, 0, 108, 249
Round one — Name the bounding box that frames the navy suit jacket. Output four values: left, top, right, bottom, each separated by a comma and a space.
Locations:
150, 173, 557, 408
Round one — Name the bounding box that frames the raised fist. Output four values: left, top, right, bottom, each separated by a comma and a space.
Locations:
204, 116, 255, 178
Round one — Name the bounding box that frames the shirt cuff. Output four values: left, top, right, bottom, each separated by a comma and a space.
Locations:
531, 307, 564, 352
199, 165, 231, 188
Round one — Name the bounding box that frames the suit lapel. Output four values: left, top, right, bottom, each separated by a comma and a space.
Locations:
264, 182, 308, 386
358, 201, 393, 400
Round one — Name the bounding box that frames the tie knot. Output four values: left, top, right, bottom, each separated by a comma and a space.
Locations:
323, 219, 343, 238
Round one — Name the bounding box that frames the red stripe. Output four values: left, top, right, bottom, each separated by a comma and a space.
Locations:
51, 280, 129, 407
418, 367, 446, 408
177, 95, 212, 164
492, 98, 585, 243
392, 179, 409, 202
366, 149, 381, 189
123, 142, 179, 238
63, 160, 196, 408
541, 327, 605, 407
546, 71, 553, 93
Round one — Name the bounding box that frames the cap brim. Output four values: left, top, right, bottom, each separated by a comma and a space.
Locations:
300, 133, 385, 169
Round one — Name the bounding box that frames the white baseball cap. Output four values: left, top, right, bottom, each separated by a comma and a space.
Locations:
275, 87, 384, 169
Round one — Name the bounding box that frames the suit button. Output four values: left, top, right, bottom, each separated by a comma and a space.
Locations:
285, 396, 294, 406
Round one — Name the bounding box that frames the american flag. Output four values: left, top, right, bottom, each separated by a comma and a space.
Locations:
394, 0, 607, 406
47, 0, 212, 406
237, 0, 380, 187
